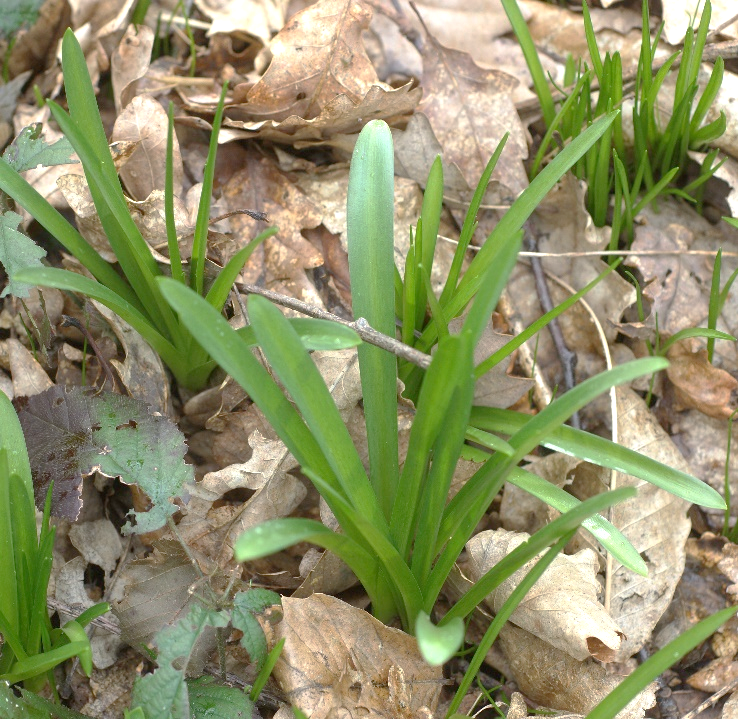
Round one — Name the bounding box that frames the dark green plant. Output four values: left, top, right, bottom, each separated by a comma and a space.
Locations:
1, 29, 276, 390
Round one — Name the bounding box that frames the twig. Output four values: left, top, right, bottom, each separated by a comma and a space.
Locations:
681, 675, 738, 719
524, 230, 580, 429
236, 282, 433, 370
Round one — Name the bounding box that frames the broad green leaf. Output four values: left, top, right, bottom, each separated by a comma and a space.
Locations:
347, 120, 399, 518
231, 588, 281, 671
236, 317, 362, 351
415, 611, 465, 666
188, 676, 254, 719
0, 212, 46, 297
16, 386, 193, 532
132, 604, 229, 719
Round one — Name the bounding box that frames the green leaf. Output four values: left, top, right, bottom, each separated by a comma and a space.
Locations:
188, 676, 254, 719
131, 603, 229, 719
2, 125, 76, 173
346, 119, 399, 518
0, 212, 46, 297
231, 588, 281, 671
586, 606, 738, 719
415, 611, 465, 666
470, 407, 726, 509
0, 0, 44, 40
236, 318, 361, 351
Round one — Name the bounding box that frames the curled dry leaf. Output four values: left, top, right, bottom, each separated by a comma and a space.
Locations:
271, 594, 443, 719
666, 344, 738, 419
243, 0, 386, 122
463, 528, 624, 662
497, 623, 656, 718
112, 94, 183, 201
110, 24, 155, 114
221, 83, 421, 145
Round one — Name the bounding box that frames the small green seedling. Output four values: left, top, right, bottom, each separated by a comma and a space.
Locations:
0, 29, 276, 390
0, 390, 107, 692
502, 0, 726, 245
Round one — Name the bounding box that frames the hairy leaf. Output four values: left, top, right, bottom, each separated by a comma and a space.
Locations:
188, 676, 254, 719
131, 604, 229, 719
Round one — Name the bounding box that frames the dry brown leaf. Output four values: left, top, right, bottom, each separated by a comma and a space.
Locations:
113, 539, 201, 649
660, 0, 738, 44
3, 0, 70, 79
220, 148, 322, 300
91, 301, 171, 415
7, 337, 53, 396
271, 594, 443, 718
497, 623, 656, 717
110, 24, 155, 113
627, 198, 738, 371
194, 0, 289, 45
393, 112, 470, 200
463, 528, 625, 662
666, 344, 738, 419
112, 94, 183, 201
243, 0, 385, 122
572, 388, 691, 660
687, 656, 738, 692
419, 29, 529, 197
221, 82, 421, 145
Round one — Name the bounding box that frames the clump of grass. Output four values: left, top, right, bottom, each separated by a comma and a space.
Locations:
502, 0, 726, 245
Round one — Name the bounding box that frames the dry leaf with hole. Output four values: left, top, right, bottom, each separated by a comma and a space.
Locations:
270, 594, 443, 718
244, 0, 386, 122
497, 623, 656, 717
463, 528, 624, 662
419, 29, 528, 197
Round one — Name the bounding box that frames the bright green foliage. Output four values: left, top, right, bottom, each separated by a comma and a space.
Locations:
131, 604, 231, 719
130, 591, 270, 719
0, 390, 107, 691
0, 681, 90, 717
0, 0, 44, 40
231, 588, 281, 671
188, 677, 253, 719
503, 0, 726, 244
2, 124, 76, 173
160, 119, 723, 672
2, 29, 276, 390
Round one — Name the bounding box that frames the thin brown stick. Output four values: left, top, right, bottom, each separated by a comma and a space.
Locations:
236, 283, 433, 369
